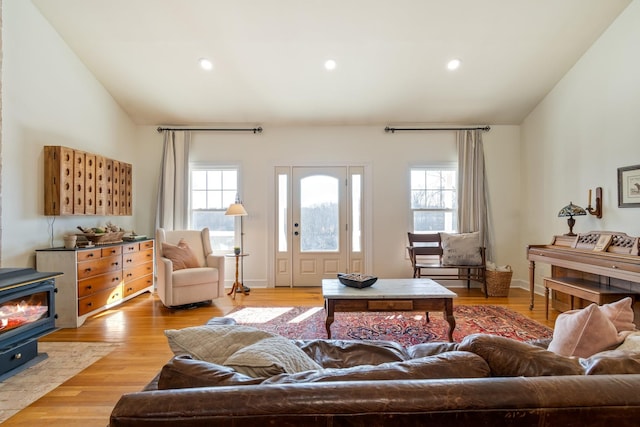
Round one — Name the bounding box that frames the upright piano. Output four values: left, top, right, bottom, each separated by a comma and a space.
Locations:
527, 231, 640, 319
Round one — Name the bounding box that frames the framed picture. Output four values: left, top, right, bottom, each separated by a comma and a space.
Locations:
618, 164, 640, 208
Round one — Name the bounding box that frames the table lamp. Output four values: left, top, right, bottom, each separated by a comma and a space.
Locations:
558, 202, 586, 236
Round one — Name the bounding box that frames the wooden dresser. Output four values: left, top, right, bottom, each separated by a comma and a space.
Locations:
527, 231, 640, 321
36, 239, 154, 328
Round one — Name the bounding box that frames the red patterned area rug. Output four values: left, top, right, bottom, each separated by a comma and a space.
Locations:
224, 305, 552, 346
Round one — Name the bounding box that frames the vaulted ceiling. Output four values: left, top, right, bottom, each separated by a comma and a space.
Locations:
33, 0, 631, 126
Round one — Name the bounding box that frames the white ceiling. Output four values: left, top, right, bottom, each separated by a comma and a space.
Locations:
33, 0, 631, 127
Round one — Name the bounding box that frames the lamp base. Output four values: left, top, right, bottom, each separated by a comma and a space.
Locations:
564, 216, 576, 236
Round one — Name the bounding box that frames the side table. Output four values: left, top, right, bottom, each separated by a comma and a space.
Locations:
225, 253, 249, 299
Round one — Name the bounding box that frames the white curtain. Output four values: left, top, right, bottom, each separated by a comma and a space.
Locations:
457, 129, 492, 260
155, 130, 190, 231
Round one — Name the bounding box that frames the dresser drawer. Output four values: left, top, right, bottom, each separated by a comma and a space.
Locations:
77, 248, 102, 262
101, 246, 122, 257
77, 254, 122, 279
78, 270, 122, 298
78, 284, 123, 316
140, 240, 154, 250
122, 242, 140, 253
124, 274, 153, 297
123, 248, 154, 266
123, 262, 153, 283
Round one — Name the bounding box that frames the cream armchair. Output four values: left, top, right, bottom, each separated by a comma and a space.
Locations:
155, 228, 225, 307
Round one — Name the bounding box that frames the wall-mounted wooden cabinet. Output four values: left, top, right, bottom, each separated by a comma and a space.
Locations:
44, 146, 133, 216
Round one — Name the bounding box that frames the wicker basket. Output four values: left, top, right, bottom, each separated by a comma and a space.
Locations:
485, 267, 512, 297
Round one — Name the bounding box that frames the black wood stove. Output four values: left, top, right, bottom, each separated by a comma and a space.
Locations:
0, 268, 60, 380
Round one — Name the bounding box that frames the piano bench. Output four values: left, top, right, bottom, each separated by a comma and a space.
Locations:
543, 277, 638, 319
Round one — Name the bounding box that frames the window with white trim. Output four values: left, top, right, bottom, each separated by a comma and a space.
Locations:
190, 167, 238, 250
410, 166, 457, 233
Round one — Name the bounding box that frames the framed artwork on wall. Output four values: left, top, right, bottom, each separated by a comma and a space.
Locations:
618, 164, 640, 208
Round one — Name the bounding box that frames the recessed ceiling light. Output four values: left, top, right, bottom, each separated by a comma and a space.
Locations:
199, 58, 213, 71
324, 59, 337, 71
447, 58, 461, 71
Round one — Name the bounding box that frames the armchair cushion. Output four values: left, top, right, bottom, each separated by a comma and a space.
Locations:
162, 239, 200, 271
440, 232, 483, 266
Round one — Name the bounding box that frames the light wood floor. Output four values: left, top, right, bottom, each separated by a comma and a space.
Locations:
4, 286, 557, 427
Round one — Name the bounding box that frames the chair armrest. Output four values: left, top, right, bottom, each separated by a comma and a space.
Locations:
206, 254, 224, 268
157, 256, 173, 285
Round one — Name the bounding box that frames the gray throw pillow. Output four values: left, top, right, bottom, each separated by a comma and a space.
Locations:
440, 232, 483, 266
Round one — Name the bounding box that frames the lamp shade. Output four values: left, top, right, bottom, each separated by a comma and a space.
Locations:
225, 203, 248, 216
558, 202, 586, 218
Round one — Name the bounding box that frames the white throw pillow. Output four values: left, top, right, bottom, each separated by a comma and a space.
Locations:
440, 232, 483, 266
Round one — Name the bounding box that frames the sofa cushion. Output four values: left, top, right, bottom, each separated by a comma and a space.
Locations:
293, 339, 409, 368
548, 304, 623, 358
162, 239, 200, 271
406, 341, 459, 358
224, 336, 322, 377
440, 232, 483, 266
599, 297, 637, 333
158, 355, 265, 389
262, 351, 490, 384
164, 325, 276, 364
458, 334, 584, 377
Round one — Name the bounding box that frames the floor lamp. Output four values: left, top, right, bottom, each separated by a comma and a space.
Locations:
225, 200, 249, 292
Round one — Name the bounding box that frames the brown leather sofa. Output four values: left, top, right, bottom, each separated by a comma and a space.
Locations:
110, 330, 640, 426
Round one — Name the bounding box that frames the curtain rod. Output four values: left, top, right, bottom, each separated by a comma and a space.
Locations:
157, 126, 263, 134
385, 125, 490, 133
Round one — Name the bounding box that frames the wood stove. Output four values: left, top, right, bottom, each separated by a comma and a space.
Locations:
0, 268, 60, 380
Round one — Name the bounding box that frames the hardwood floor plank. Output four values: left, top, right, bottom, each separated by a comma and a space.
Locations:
2, 287, 556, 426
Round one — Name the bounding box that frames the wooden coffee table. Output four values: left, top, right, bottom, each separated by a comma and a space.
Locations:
322, 278, 458, 342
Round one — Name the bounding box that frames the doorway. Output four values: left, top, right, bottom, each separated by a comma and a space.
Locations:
274, 166, 365, 287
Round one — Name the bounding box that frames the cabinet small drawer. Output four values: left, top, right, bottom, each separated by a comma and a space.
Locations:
77, 248, 102, 262
368, 300, 414, 311
77, 255, 122, 279
101, 246, 122, 257
123, 262, 153, 282
123, 249, 154, 266
78, 271, 122, 298
124, 274, 153, 297
78, 284, 123, 316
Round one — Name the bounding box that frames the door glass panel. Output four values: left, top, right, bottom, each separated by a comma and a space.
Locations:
278, 174, 288, 252
351, 173, 362, 252
300, 175, 339, 252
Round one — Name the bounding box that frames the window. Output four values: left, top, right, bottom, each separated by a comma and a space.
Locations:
190, 167, 238, 250
410, 167, 457, 233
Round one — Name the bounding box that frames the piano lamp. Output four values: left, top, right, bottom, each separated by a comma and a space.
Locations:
225, 198, 249, 292
558, 202, 587, 237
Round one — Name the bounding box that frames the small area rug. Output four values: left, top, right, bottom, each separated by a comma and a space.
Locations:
0, 341, 119, 423
225, 305, 552, 346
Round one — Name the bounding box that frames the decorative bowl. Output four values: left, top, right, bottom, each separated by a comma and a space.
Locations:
337, 273, 377, 289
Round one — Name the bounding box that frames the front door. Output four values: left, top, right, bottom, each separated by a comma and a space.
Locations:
291, 167, 347, 286
274, 166, 365, 287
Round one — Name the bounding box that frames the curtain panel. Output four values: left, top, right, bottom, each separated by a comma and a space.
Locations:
155, 130, 190, 231
457, 129, 492, 260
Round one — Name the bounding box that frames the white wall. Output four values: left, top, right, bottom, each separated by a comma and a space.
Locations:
137, 125, 522, 287
520, 1, 640, 288
1, 0, 138, 267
